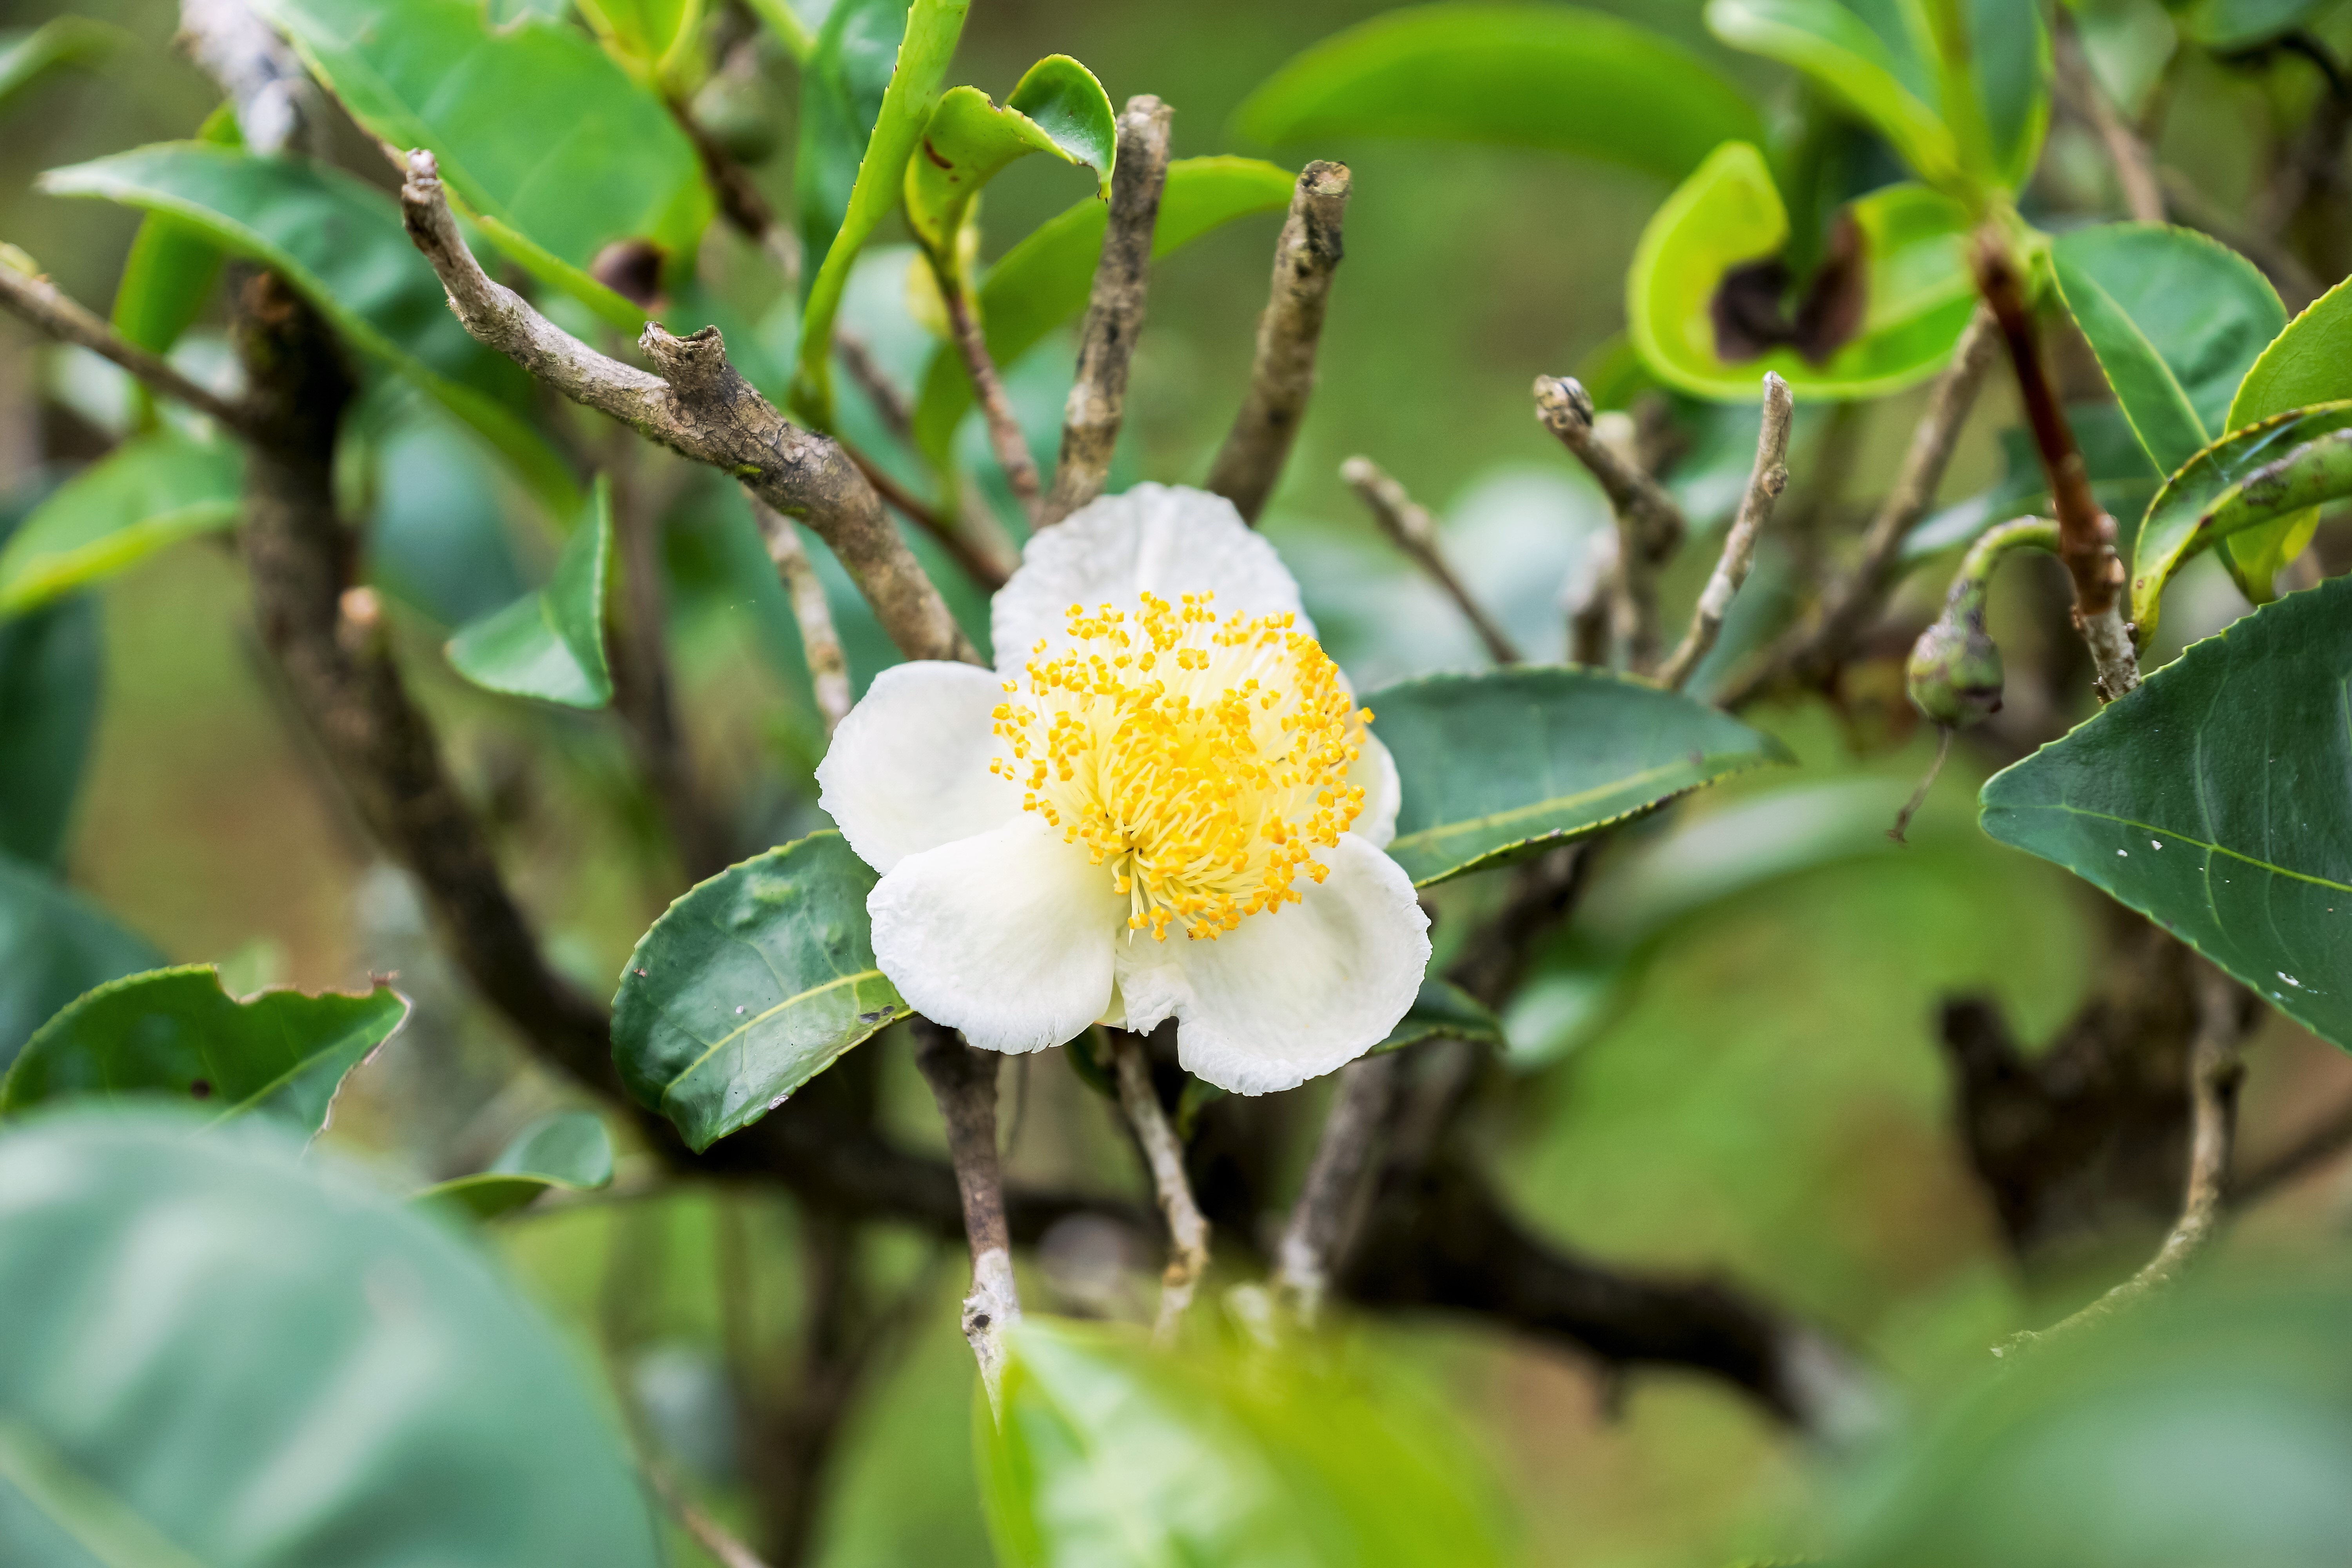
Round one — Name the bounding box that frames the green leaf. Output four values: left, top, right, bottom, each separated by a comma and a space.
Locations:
416, 1109, 615, 1218
2128, 401, 2352, 637
0, 1109, 662, 1565
796, 0, 910, 294
911, 156, 1298, 467
1, 965, 408, 1136
980, 1318, 1506, 1568
1981, 575, 2352, 1050
109, 102, 242, 356
1365, 666, 1795, 887
1371, 977, 1504, 1055
2051, 223, 2285, 476
0, 588, 100, 868
795, 0, 972, 421
743, 0, 818, 62
1627, 142, 1976, 401
613, 831, 909, 1151
446, 475, 615, 708
906, 56, 1116, 260
250, 0, 711, 322
41, 144, 579, 517
2221, 271, 2352, 597
1232, 2, 1764, 184
0, 428, 243, 619
0, 17, 123, 116
0, 855, 160, 1070
577, 0, 702, 87
2179, 0, 2331, 49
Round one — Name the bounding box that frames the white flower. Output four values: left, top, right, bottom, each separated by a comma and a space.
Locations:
816, 484, 1430, 1094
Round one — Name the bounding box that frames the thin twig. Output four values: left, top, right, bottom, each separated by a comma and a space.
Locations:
1720, 306, 1998, 709
647, 1468, 775, 1568
834, 327, 916, 440
840, 437, 1009, 590
1205, 160, 1352, 524
1973, 239, 2139, 701
911, 1018, 1019, 1409
1534, 376, 1687, 674
1340, 456, 1521, 664
750, 496, 851, 733
0, 259, 256, 437
835, 328, 1020, 580
1106, 1030, 1210, 1342
397, 150, 976, 666
1658, 373, 1793, 691
1041, 96, 1172, 526
2052, 14, 2165, 224
1996, 962, 2251, 1358
1273, 1053, 1398, 1325
937, 263, 1043, 526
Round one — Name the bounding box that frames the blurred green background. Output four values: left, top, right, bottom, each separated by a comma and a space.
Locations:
10, 1, 2352, 1563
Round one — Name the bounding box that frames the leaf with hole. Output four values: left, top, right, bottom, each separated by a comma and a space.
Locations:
416, 1109, 615, 1219
1370, 977, 1504, 1056
1364, 666, 1793, 887
2129, 401, 2352, 637
0, 965, 408, 1137
1627, 142, 1976, 401
911, 156, 1297, 467
0, 1109, 661, 1566
2052, 224, 2284, 476
2220, 272, 2352, 598
41, 144, 577, 516
1232, 2, 1763, 184
446, 475, 615, 708
0, 855, 159, 1071
905, 56, 1115, 261
1981, 575, 2352, 1050
250, 0, 710, 327
0, 427, 243, 620
613, 831, 909, 1151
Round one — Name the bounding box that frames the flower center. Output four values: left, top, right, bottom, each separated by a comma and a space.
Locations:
990, 592, 1371, 942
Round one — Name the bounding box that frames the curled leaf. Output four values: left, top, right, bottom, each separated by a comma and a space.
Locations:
905, 56, 1116, 261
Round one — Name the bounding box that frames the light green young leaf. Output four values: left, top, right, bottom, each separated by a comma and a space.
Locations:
905, 56, 1115, 261
0, 855, 159, 1070
612, 831, 909, 1151
0, 16, 123, 115
416, 1109, 615, 1219
1232, 2, 1764, 183
0, 1111, 662, 1566
1981, 575, 2352, 1050
2220, 272, 2352, 598
446, 476, 615, 708
795, 0, 971, 421
910, 156, 1297, 467
1708, 0, 1963, 191
0, 428, 243, 619
1627, 141, 1976, 401
41, 144, 580, 517
2128, 401, 2352, 636
2051, 223, 2284, 475
108, 104, 241, 356
0, 965, 408, 1137
743, 0, 818, 61
1364, 665, 1793, 887
576, 0, 702, 87
250, 0, 711, 326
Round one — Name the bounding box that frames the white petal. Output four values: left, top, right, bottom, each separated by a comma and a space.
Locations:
1112, 835, 1430, 1095
991, 483, 1309, 671
868, 816, 1123, 1054
1350, 731, 1401, 851
815, 662, 1016, 875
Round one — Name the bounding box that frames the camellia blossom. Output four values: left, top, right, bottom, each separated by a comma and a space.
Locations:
817, 484, 1431, 1094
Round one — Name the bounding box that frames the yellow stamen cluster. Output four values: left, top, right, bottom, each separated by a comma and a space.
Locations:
990, 592, 1372, 942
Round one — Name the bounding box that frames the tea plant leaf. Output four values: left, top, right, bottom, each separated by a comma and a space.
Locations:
905, 56, 1115, 258
0, 428, 243, 619
2220, 271, 2352, 598
0, 856, 160, 1071
446, 476, 615, 708
416, 1109, 615, 1219
1371, 977, 1504, 1055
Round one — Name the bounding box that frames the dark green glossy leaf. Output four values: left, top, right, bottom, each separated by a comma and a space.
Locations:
2129, 401, 2352, 636
0, 965, 408, 1136
906, 56, 1115, 257
251, 0, 710, 325
0, 17, 122, 114
0, 428, 243, 619
0, 588, 99, 869
2052, 223, 2284, 475
980, 1317, 1505, 1568
0, 1109, 662, 1566
1981, 575, 2352, 1049
41, 144, 577, 516
2220, 271, 2352, 597
1365, 666, 1794, 887
613, 831, 909, 1151
109, 106, 241, 355
1627, 142, 1975, 401
911, 157, 1297, 466
416, 1109, 615, 1218
0, 855, 160, 1071
1370, 976, 1503, 1055
446, 475, 614, 708
1232, 2, 1763, 183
